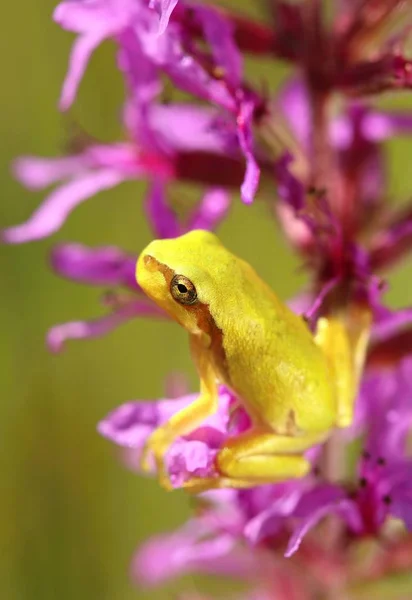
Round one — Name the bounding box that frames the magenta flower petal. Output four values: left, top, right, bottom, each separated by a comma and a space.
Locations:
47, 300, 163, 352
285, 496, 360, 557
166, 439, 217, 487
54, 0, 142, 108
391, 499, 412, 530
147, 103, 236, 154
355, 458, 412, 536
118, 31, 161, 110
145, 184, 230, 240
276, 81, 412, 153
303, 277, 339, 321
150, 0, 179, 36
188, 188, 231, 231
53, 1, 122, 32
133, 521, 237, 586
277, 78, 311, 149
361, 358, 412, 459
98, 394, 196, 449
145, 181, 181, 238
193, 4, 242, 88
244, 485, 303, 544
59, 28, 112, 110
274, 154, 306, 211
50, 243, 138, 289
368, 306, 412, 366
13, 156, 87, 190
349, 360, 412, 536
237, 100, 260, 203
372, 307, 412, 346
370, 212, 412, 271
285, 504, 334, 558
277, 78, 353, 151
3, 169, 127, 243
390, 476, 412, 530
361, 110, 412, 142
139, 22, 235, 111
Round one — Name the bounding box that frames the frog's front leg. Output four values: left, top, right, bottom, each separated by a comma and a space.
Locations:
141, 335, 218, 490
182, 429, 328, 492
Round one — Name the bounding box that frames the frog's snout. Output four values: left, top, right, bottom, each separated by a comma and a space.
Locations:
136, 252, 164, 293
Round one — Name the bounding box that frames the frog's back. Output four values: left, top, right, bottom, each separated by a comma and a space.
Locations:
210, 256, 337, 434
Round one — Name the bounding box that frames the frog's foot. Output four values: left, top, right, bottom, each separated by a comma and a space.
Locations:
140, 430, 173, 490
182, 430, 328, 493
212, 429, 328, 486
181, 477, 220, 494
314, 311, 371, 430
139, 443, 153, 473
157, 471, 173, 491
181, 476, 259, 494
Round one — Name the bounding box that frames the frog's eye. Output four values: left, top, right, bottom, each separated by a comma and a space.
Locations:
170, 274, 198, 305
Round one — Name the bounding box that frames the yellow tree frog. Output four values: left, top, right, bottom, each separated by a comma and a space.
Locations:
136, 229, 370, 491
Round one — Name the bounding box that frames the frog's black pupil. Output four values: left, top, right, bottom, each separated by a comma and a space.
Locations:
178, 283, 187, 294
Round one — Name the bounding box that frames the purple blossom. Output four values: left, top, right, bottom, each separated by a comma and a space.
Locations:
3, 103, 238, 244
149, 0, 179, 36
4, 0, 261, 244
273, 77, 412, 275
47, 242, 166, 352
54, 0, 180, 109
145, 182, 230, 239
133, 514, 263, 587
54, 0, 142, 110
4, 147, 160, 243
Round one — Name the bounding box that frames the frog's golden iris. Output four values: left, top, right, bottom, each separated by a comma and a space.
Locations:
170, 274, 198, 305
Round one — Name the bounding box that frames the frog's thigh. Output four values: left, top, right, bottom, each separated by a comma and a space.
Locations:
215, 429, 326, 484
314, 316, 354, 428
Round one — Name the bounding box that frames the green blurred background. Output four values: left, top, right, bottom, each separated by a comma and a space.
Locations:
1, 1, 412, 599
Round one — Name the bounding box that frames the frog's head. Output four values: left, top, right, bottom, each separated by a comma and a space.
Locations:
136, 229, 224, 333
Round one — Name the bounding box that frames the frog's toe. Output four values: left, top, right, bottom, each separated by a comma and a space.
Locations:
181, 477, 221, 494
158, 471, 173, 491
139, 444, 152, 473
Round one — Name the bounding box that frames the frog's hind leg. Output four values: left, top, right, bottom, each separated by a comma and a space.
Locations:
314, 311, 371, 428
182, 429, 328, 492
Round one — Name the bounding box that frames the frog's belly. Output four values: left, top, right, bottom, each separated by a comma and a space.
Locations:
223, 354, 337, 434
